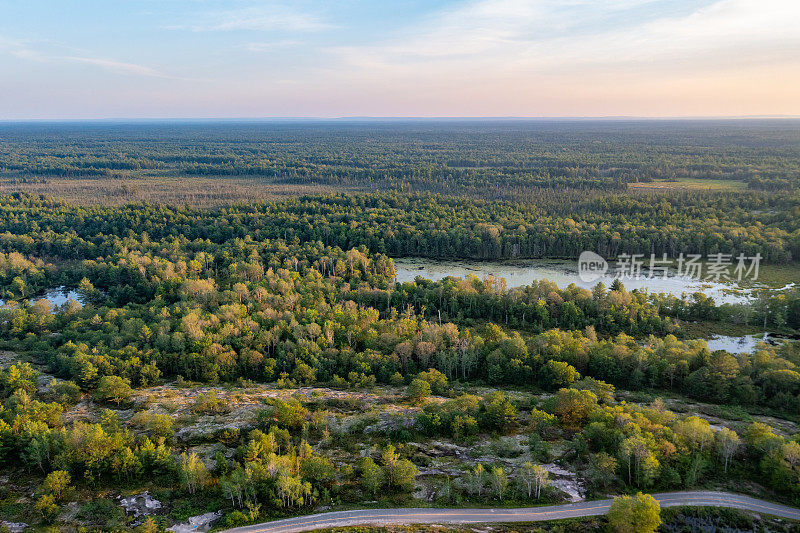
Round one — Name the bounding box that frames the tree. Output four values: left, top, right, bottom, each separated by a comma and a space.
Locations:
541, 360, 581, 389
389, 458, 419, 492
359, 457, 384, 497
135, 517, 160, 533
140, 362, 162, 387
41, 470, 71, 500
192, 391, 226, 414
715, 428, 741, 473
619, 435, 658, 487
406, 378, 431, 404
674, 415, 714, 483
588, 452, 618, 491
463, 464, 485, 497
418, 368, 448, 395
607, 492, 661, 533
301, 455, 335, 485
518, 462, 549, 499
782, 441, 800, 469
179, 452, 208, 494
381, 445, 418, 492
277, 474, 312, 507
94, 375, 133, 405
35, 494, 59, 522
488, 466, 508, 501
273, 398, 309, 430
552, 388, 598, 428
674, 416, 714, 452
479, 392, 518, 433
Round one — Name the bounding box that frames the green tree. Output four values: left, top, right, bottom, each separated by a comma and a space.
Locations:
406, 378, 431, 404
518, 462, 549, 499
179, 452, 208, 494
607, 492, 661, 533
94, 376, 133, 405
35, 494, 59, 522
359, 457, 385, 497
488, 466, 508, 501
135, 516, 160, 533
715, 427, 741, 473
41, 470, 71, 500
479, 392, 518, 433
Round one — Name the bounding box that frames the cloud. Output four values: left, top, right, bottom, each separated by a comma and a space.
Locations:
0, 34, 180, 80
245, 40, 302, 52
171, 5, 331, 32
330, 0, 800, 77
0, 34, 44, 61
62, 56, 167, 77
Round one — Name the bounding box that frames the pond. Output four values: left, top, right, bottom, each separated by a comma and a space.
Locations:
704, 333, 798, 354
40, 287, 82, 307
0, 286, 82, 309
393, 258, 755, 305
705, 334, 772, 354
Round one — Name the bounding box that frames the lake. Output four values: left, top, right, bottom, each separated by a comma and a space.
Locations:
393, 258, 755, 305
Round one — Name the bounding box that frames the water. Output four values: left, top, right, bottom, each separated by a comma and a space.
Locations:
41, 287, 82, 307
705, 334, 771, 354
393, 258, 753, 305
705, 333, 798, 354
0, 286, 82, 309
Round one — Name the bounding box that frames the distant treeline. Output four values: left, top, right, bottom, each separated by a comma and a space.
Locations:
1, 121, 799, 194
0, 191, 797, 263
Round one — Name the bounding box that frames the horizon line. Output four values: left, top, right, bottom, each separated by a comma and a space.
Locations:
2, 115, 800, 123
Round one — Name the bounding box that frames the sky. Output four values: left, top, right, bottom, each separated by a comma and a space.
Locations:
1, 0, 799, 119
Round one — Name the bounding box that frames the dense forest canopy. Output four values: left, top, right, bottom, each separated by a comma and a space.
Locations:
0, 191, 798, 263
0, 120, 799, 530
1, 119, 799, 194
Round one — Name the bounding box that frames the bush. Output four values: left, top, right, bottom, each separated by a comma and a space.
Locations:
191, 391, 227, 414
225, 510, 249, 528
93, 376, 132, 405
406, 379, 431, 404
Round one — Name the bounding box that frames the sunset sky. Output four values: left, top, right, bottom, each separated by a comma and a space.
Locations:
2, 0, 799, 119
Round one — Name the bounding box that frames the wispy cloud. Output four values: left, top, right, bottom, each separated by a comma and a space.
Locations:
62, 56, 168, 77
245, 40, 303, 52
331, 0, 800, 76
170, 5, 331, 32
1, 33, 179, 79
0, 34, 44, 61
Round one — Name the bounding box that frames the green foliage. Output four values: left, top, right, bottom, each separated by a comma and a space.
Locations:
406, 379, 431, 404
40, 470, 71, 500
35, 494, 59, 522
93, 376, 132, 405
0, 123, 798, 527
479, 392, 518, 433
191, 391, 227, 415
607, 492, 661, 533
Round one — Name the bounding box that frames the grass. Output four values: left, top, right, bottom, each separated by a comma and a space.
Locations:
0, 174, 360, 207
745, 262, 800, 288
678, 320, 765, 337
628, 178, 747, 191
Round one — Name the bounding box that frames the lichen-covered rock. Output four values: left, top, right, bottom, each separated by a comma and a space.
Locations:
119, 491, 163, 517
168, 511, 222, 533
0, 521, 28, 533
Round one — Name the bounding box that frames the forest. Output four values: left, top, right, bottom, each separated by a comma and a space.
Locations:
0, 120, 798, 532
1, 120, 799, 205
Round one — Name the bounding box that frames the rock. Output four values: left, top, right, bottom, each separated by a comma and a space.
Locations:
0, 522, 28, 533
58, 501, 80, 522
120, 491, 163, 518
541, 463, 586, 502
168, 511, 222, 533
